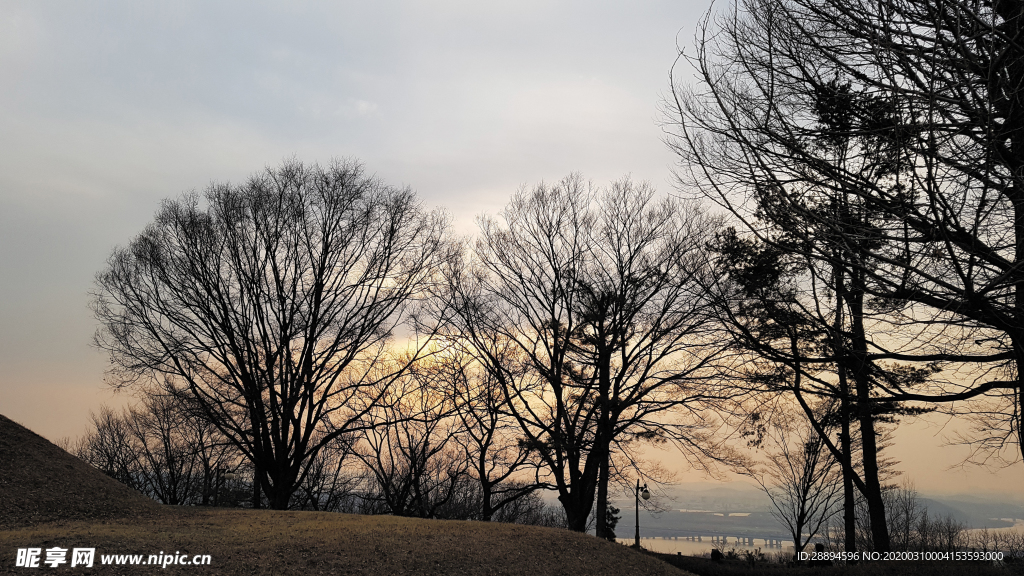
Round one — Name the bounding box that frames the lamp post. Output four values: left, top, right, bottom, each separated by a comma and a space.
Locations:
215, 468, 237, 507
214, 467, 224, 507
634, 479, 650, 548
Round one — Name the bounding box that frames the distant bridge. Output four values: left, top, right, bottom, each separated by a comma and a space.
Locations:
636, 527, 794, 548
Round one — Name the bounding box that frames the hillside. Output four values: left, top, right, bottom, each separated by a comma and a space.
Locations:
0, 413, 158, 529
0, 508, 693, 575
0, 414, 690, 575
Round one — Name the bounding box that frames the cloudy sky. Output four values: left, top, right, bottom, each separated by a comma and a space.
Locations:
1, 0, 1018, 498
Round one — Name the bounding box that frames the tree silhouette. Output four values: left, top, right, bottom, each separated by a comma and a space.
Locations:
92, 159, 450, 509
444, 175, 732, 534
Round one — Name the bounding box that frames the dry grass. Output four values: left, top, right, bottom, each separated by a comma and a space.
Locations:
0, 414, 159, 530
0, 414, 691, 575
1, 508, 694, 575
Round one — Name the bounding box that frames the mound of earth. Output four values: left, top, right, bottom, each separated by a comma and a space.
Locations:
0, 415, 691, 575
0, 508, 695, 576
0, 414, 158, 528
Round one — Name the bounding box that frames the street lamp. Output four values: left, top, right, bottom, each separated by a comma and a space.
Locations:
214, 467, 224, 506
634, 479, 650, 548
215, 468, 237, 507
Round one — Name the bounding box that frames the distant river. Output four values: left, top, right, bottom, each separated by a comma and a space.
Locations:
614, 536, 795, 557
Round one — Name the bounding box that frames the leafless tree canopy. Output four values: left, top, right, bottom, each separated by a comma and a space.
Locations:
667, 0, 1024, 552
668, 0, 1024, 451
437, 347, 540, 521
443, 175, 733, 533
738, 409, 842, 556
91, 159, 450, 509
355, 369, 470, 519
75, 395, 238, 506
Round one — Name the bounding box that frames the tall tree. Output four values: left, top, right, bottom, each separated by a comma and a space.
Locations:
667, 0, 1022, 549
667, 0, 1024, 465
714, 225, 907, 552
446, 175, 730, 534
92, 159, 450, 509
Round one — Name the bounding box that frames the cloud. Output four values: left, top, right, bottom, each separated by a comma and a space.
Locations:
0, 0, 699, 440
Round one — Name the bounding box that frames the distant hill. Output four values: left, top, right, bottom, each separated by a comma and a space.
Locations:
613, 482, 1023, 538
0, 413, 158, 528
664, 482, 768, 513
920, 496, 1023, 529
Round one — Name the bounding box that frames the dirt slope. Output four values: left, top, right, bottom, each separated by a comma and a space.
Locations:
0, 415, 691, 575
0, 413, 157, 529
1, 508, 695, 575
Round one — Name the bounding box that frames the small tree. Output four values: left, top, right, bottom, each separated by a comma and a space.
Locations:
123, 393, 202, 505
76, 406, 144, 493
76, 392, 241, 506
739, 410, 842, 557
291, 432, 358, 512
602, 504, 621, 541
438, 347, 540, 521
355, 371, 469, 519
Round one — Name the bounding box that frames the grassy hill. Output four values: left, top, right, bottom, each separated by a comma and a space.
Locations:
1, 508, 693, 575
0, 414, 691, 575
0, 414, 158, 529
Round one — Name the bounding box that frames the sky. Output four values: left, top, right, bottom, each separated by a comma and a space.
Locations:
0, 0, 1019, 499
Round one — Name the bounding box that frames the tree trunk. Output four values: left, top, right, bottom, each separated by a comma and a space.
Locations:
849, 286, 890, 552
481, 477, 493, 522
839, 382, 857, 555
596, 443, 611, 539
594, 371, 612, 539
560, 491, 594, 532
252, 462, 262, 509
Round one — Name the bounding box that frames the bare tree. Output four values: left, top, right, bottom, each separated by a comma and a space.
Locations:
123, 393, 202, 505
76, 406, 145, 493
355, 371, 470, 519
664, 0, 1024, 550
825, 481, 968, 553
666, 0, 1024, 465
885, 482, 923, 553
174, 394, 238, 506
438, 346, 540, 521
92, 159, 450, 509
738, 408, 842, 557
445, 175, 732, 534
76, 393, 241, 506
291, 431, 358, 511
